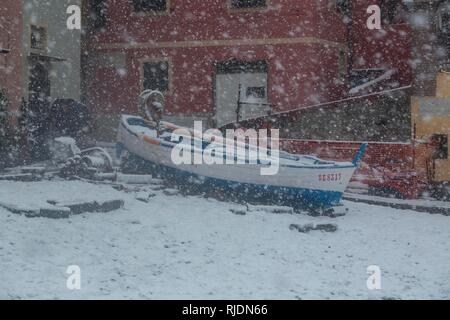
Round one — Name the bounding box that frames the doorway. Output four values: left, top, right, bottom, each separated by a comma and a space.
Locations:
28, 56, 51, 104
26, 56, 52, 161
214, 60, 270, 127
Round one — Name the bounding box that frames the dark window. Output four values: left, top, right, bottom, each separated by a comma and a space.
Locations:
143, 61, 169, 92
246, 87, 266, 99
133, 0, 167, 12
439, 12, 450, 34
437, 6, 450, 59
89, 0, 108, 30
230, 0, 266, 9
30, 25, 47, 50
380, 0, 408, 25
335, 0, 350, 15
216, 60, 268, 74
431, 134, 448, 160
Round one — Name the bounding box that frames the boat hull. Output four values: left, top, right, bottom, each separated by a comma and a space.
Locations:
121, 150, 346, 208
117, 116, 359, 208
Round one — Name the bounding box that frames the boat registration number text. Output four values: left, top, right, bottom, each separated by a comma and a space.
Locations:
318, 173, 342, 182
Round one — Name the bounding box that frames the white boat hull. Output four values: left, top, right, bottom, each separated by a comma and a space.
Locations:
117, 115, 365, 208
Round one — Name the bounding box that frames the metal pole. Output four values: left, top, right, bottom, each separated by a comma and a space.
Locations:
236, 83, 242, 123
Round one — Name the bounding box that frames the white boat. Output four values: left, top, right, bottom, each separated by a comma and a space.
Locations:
116, 114, 366, 209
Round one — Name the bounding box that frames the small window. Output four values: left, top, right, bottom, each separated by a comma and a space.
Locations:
143, 61, 169, 92
380, 0, 408, 25
246, 87, 266, 99
438, 11, 450, 34
30, 25, 47, 50
335, 0, 350, 15
90, 0, 108, 30
230, 0, 266, 9
437, 4, 450, 59
133, 0, 167, 12
438, 3, 450, 33
431, 134, 448, 160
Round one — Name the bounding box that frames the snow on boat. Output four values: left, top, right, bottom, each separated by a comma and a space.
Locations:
116, 115, 366, 209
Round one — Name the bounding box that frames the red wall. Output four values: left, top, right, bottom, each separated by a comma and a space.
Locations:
351, 0, 412, 87
86, 0, 349, 117
279, 139, 428, 198
0, 1, 23, 120
86, 0, 413, 121
89, 43, 345, 115
93, 0, 342, 44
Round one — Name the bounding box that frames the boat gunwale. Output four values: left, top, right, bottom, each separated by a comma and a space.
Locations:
119, 117, 357, 170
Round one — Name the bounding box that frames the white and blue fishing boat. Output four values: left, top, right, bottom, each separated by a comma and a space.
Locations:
116, 91, 366, 209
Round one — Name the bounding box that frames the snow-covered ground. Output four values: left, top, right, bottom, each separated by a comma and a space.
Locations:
0, 180, 449, 299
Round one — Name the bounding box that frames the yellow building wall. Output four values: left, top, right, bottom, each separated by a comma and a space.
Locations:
411, 97, 450, 137
436, 72, 450, 98
434, 159, 450, 182
411, 96, 450, 182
